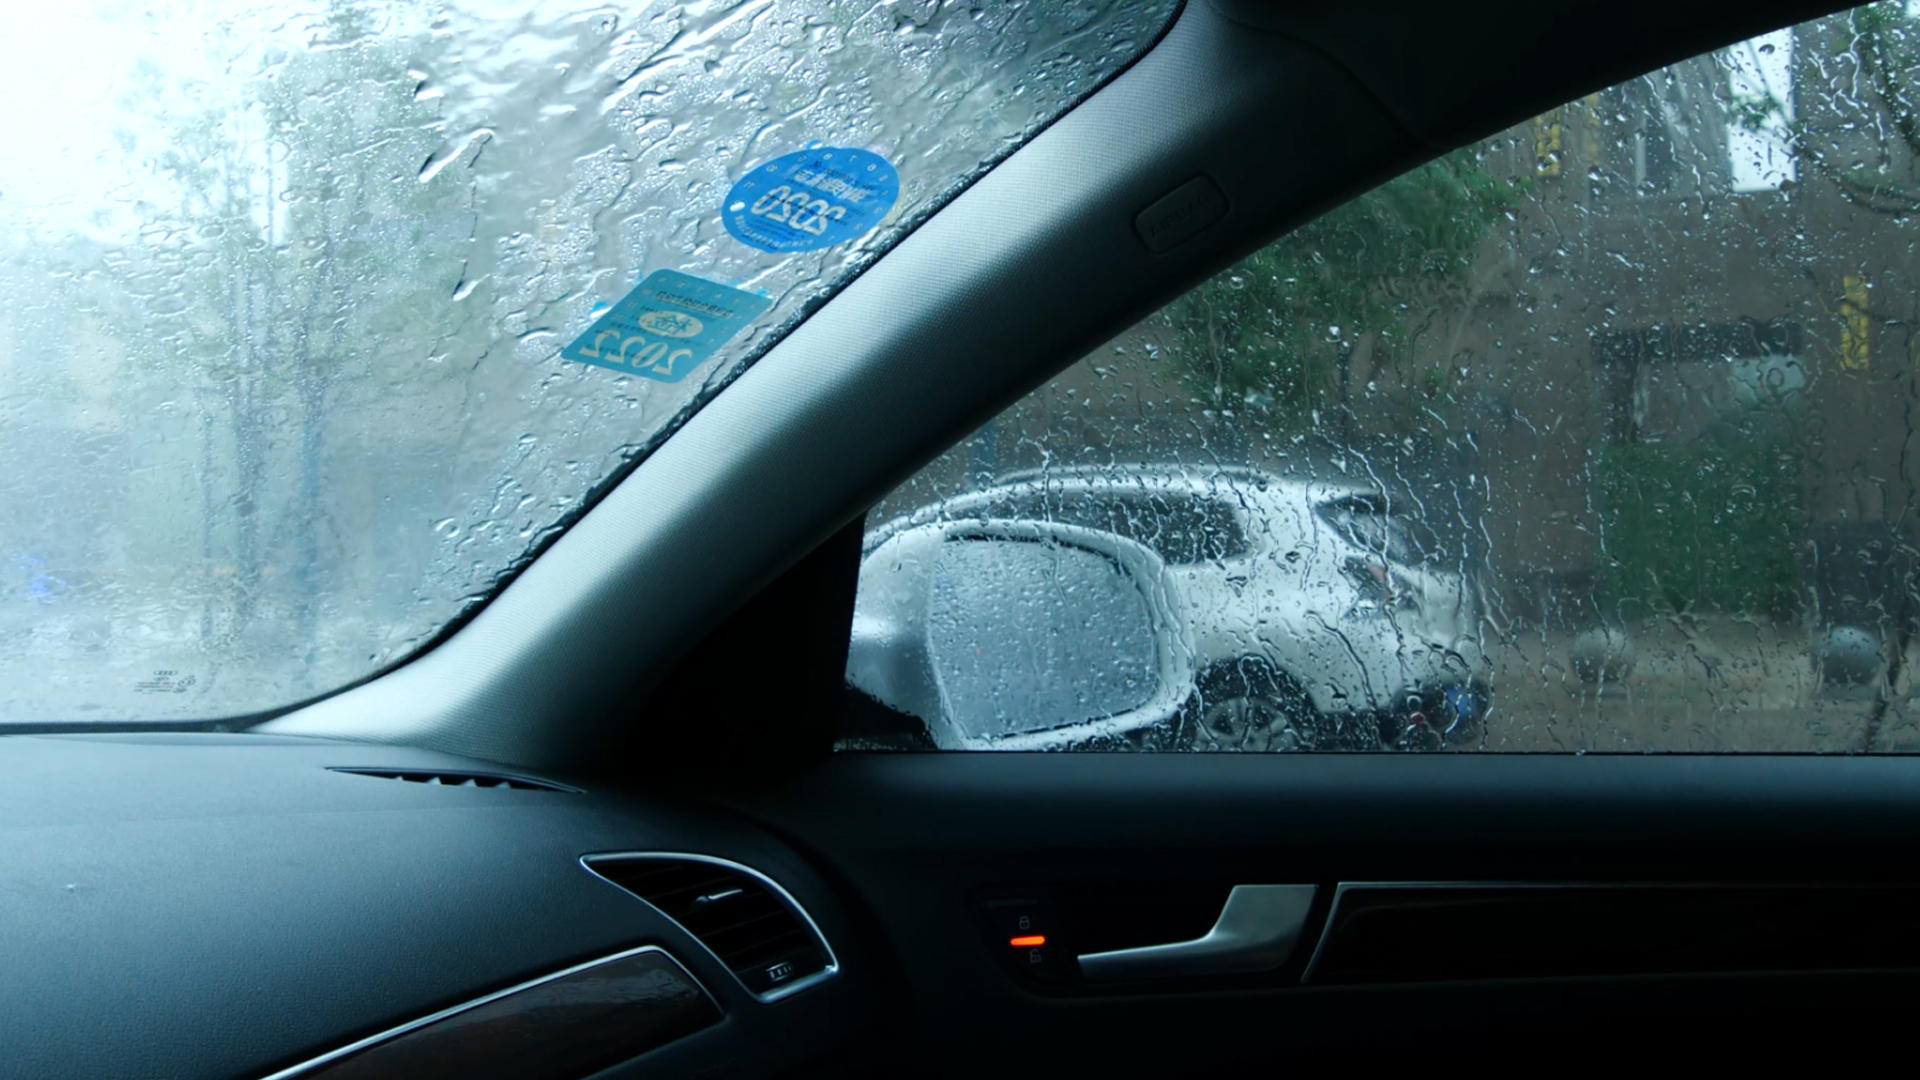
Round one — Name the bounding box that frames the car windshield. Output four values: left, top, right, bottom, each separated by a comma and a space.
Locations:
0, 0, 1176, 723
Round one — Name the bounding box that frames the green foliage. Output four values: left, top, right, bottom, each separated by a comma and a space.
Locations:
1856, 0, 1920, 120
1804, 2, 1920, 211
140, 4, 471, 387
106, 0, 478, 646
1150, 148, 1523, 427
1596, 412, 1805, 619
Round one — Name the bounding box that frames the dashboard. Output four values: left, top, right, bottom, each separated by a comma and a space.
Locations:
18, 730, 1920, 1076
0, 733, 873, 1080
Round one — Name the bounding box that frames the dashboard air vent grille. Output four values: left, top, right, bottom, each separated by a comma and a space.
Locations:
327, 767, 578, 792
585, 854, 836, 1000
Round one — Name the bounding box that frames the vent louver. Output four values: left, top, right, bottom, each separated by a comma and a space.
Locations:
327, 767, 578, 792
584, 854, 837, 1000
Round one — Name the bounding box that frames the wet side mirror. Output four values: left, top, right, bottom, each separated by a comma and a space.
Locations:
847, 520, 1194, 749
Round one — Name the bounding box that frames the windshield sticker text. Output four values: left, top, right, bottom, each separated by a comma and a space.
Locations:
559, 269, 771, 382
134, 670, 197, 695
723, 146, 899, 253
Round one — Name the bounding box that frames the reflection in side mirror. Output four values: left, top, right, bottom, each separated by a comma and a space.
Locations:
847, 521, 1194, 749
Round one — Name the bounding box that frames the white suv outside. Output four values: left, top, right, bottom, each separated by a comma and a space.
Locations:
865, 465, 1491, 750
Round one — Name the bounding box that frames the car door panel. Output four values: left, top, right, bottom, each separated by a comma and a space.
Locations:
727, 750, 1920, 1069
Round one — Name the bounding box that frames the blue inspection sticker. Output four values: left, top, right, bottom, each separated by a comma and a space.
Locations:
560, 269, 771, 382
722, 146, 899, 253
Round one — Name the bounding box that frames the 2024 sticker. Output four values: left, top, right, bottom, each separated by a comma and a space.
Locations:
560, 269, 770, 382
723, 146, 899, 253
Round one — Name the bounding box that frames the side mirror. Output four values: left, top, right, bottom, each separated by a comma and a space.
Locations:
847, 520, 1195, 749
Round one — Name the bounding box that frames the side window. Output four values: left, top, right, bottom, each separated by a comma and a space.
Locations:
1118, 493, 1248, 565
848, 3, 1920, 753
965, 489, 1248, 564
1051, 492, 1246, 565
1316, 496, 1429, 568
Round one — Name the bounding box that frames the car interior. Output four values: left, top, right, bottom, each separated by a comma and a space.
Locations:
11, 0, 1920, 1075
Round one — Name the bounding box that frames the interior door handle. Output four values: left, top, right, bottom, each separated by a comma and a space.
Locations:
1075, 884, 1317, 980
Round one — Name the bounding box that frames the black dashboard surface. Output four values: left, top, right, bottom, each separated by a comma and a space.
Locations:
0, 732, 869, 1080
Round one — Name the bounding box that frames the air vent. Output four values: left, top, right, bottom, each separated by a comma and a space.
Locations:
327, 767, 578, 792
584, 854, 837, 1000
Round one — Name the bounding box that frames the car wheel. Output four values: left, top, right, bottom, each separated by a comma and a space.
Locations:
1379, 713, 1446, 751
1377, 685, 1488, 751
1191, 663, 1314, 752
